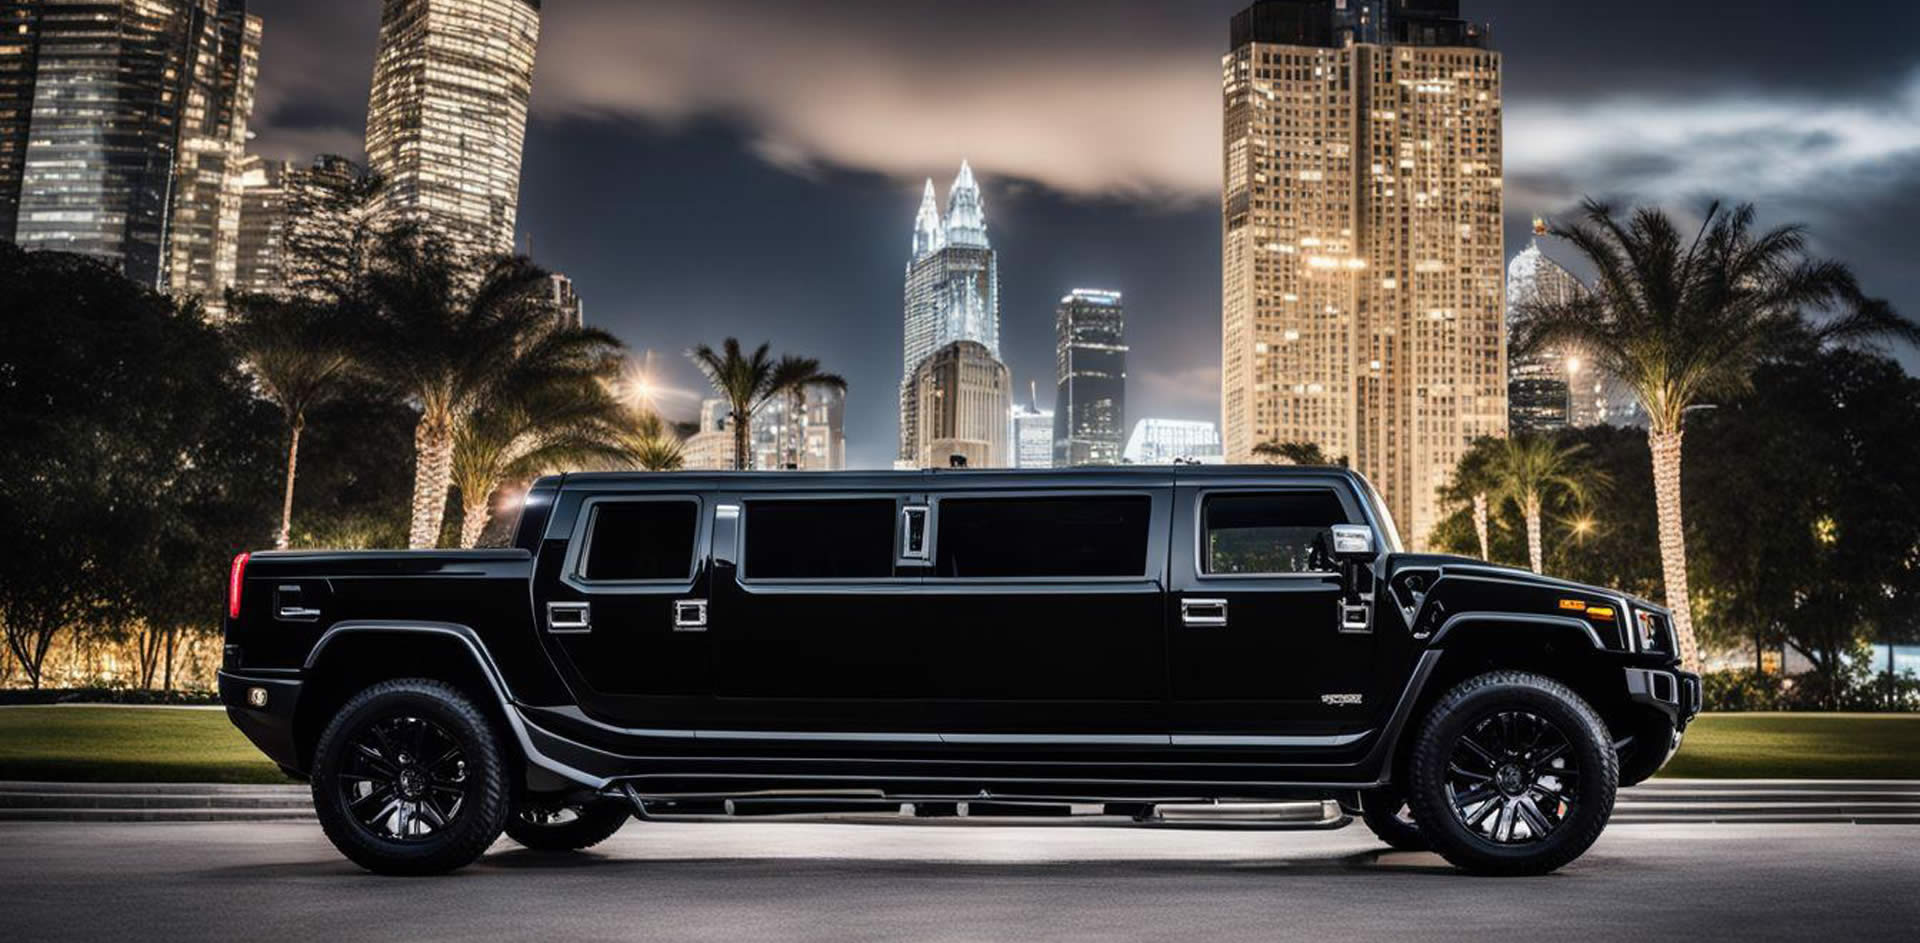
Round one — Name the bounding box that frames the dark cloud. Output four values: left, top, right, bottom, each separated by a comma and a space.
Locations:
239, 0, 1920, 466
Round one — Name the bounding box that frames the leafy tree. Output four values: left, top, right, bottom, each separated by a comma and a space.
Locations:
1253, 441, 1346, 467
0, 246, 279, 687
689, 340, 846, 471
1513, 199, 1919, 670
356, 229, 623, 547
1687, 340, 1920, 699
224, 294, 357, 548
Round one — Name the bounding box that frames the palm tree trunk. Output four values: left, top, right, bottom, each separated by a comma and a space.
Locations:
1649, 427, 1700, 671
459, 486, 494, 549
1472, 493, 1491, 561
276, 419, 303, 550
408, 413, 456, 549
732, 406, 751, 471
1524, 493, 1544, 574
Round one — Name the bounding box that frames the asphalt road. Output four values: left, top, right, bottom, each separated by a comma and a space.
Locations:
5, 820, 1917, 942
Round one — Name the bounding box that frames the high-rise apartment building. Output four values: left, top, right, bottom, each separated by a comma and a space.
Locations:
682, 399, 737, 471
1054, 289, 1128, 467
751, 385, 847, 471
233, 153, 367, 297
1506, 235, 1583, 433
5, 0, 260, 303
365, 0, 539, 261
1123, 419, 1224, 466
546, 272, 584, 327
912, 340, 1011, 470
1222, 0, 1504, 548
901, 162, 999, 462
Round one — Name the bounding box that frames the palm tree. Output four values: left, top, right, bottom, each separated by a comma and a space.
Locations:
450, 375, 629, 548
689, 340, 846, 470
1514, 199, 1919, 670
359, 229, 624, 547
225, 295, 355, 549
1485, 435, 1604, 575
621, 410, 687, 472
1442, 437, 1501, 561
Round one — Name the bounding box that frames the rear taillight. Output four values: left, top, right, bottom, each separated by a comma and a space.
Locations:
228, 552, 250, 619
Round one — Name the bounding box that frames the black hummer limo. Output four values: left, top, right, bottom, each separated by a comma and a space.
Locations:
219, 466, 1698, 876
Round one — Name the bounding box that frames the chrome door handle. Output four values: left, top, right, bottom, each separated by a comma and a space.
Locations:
276, 606, 321, 621
674, 599, 708, 632
1181, 598, 1229, 627
546, 601, 591, 634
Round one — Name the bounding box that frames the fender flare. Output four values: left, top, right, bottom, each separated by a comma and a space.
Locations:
1428, 611, 1606, 649
306, 620, 607, 789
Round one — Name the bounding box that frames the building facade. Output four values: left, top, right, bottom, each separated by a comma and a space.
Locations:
901, 162, 999, 463
1012, 381, 1055, 469
750, 385, 847, 471
5, 0, 260, 305
1123, 419, 1225, 466
1054, 289, 1128, 467
1221, 0, 1505, 548
681, 399, 736, 471
365, 0, 539, 261
1506, 236, 1583, 433
547, 272, 584, 327
912, 340, 1011, 469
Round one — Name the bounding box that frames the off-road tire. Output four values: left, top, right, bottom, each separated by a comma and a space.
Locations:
504, 799, 631, 851
1359, 786, 1430, 852
1406, 671, 1618, 876
311, 678, 510, 876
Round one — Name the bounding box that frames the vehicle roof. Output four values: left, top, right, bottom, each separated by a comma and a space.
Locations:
542, 465, 1370, 491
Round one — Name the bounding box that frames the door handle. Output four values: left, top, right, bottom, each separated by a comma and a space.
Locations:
673, 599, 708, 632
1181, 598, 1229, 627
276, 606, 322, 621
546, 601, 591, 634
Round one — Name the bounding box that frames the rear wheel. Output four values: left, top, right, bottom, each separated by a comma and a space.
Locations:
1359, 786, 1429, 851
505, 797, 631, 851
310, 679, 510, 876
1406, 671, 1617, 876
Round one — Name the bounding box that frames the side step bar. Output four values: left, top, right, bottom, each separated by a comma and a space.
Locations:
614, 784, 1346, 829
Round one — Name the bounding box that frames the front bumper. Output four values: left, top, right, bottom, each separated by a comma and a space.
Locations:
1625, 666, 1702, 729
217, 670, 306, 777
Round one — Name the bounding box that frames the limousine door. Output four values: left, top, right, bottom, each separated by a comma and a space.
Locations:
530, 489, 714, 729
1166, 483, 1379, 737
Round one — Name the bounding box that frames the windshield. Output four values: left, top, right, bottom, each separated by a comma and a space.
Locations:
1358, 475, 1406, 553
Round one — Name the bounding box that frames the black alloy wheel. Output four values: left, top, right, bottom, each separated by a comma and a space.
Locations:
311, 679, 509, 875
1406, 671, 1618, 876
1442, 709, 1578, 845
504, 797, 632, 852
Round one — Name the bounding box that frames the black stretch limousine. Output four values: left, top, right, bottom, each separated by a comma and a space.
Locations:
219, 466, 1699, 875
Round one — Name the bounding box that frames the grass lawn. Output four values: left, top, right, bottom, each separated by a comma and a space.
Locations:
0, 707, 290, 784
1660, 712, 1920, 779
0, 707, 1914, 784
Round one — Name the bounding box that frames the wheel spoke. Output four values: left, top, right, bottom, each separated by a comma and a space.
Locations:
352, 742, 397, 776
1456, 735, 1500, 769
1530, 742, 1569, 769
1514, 796, 1555, 838
1447, 763, 1493, 783
361, 796, 401, 830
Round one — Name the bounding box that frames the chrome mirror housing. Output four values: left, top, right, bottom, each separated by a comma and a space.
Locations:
1330, 524, 1376, 558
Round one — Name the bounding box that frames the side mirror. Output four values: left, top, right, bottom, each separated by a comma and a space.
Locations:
1330, 524, 1376, 559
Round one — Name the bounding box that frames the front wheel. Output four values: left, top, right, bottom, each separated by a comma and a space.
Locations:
310, 679, 510, 875
1405, 671, 1618, 876
505, 797, 631, 851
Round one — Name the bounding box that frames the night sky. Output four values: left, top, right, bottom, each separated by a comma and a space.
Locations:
244, 1, 1920, 468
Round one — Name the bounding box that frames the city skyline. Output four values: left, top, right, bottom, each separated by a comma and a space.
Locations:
8, 0, 1917, 472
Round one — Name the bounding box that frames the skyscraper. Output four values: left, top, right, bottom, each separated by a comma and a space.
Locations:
233, 153, 367, 297
546, 272, 584, 327
5, 0, 260, 300
1123, 419, 1224, 466
1012, 381, 1055, 469
1506, 234, 1584, 433
1054, 289, 1128, 466
1222, 0, 1504, 548
365, 0, 539, 261
912, 340, 1011, 470
901, 162, 1000, 462
752, 385, 847, 471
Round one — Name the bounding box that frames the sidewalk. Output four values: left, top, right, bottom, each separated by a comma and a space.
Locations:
4, 779, 1916, 824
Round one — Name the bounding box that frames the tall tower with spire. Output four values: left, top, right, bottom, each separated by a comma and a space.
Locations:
900, 161, 1002, 464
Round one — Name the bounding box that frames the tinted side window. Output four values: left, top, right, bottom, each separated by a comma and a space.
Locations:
581, 500, 699, 581
745, 499, 895, 579
1203, 491, 1348, 575
936, 496, 1151, 578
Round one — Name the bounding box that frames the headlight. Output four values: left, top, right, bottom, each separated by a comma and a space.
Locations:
1634, 610, 1672, 654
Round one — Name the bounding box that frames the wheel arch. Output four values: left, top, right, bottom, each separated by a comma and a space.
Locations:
297, 621, 600, 793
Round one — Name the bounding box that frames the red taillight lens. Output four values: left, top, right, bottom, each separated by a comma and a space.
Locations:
228, 552, 250, 619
